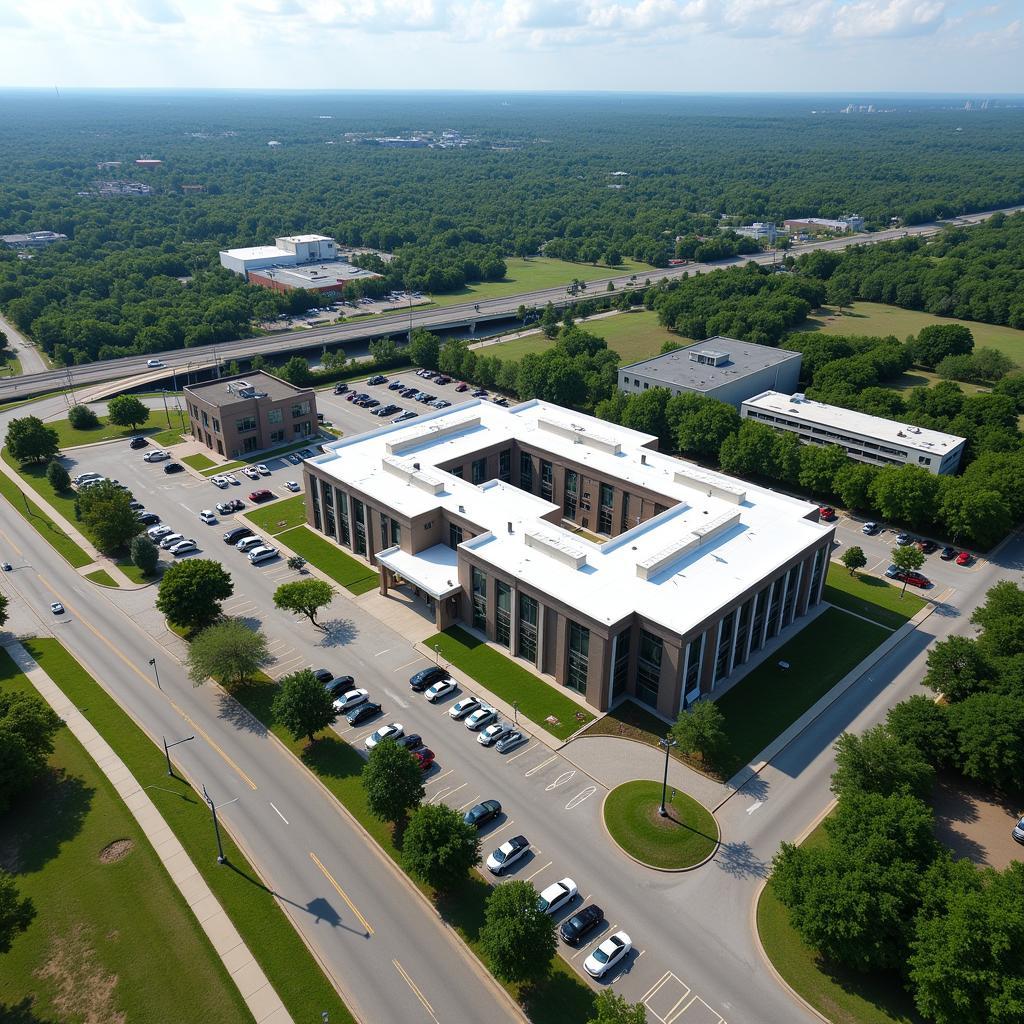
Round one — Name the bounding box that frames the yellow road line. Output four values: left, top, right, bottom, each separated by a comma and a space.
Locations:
310, 851, 374, 935
392, 959, 439, 1024
0, 525, 24, 557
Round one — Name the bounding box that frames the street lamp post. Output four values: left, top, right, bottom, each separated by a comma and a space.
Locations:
658, 735, 678, 817
162, 733, 194, 777
148, 657, 161, 691
513, 701, 519, 726
434, 644, 441, 666
202, 784, 228, 864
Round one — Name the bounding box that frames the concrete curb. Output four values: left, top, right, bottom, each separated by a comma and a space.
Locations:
599, 786, 721, 874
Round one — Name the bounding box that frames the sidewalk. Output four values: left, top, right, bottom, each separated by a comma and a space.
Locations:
5, 639, 293, 1024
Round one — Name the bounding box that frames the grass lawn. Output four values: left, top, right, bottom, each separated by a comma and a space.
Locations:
228, 674, 595, 1024
0, 459, 92, 567
245, 494, 308, 534
713, 608, 890, 777
150, 425, 189, 447
0, 649, 251, 1024
757, 823, 924, 1024
603, 780, 718, 869
22, 638, 354, 1024
46, 408, 184, 450
425, 626, 594, 741
115, 555, 157, 585
84, 568, 118, 587
183, 452, 217, 471
824, 563, 926, 630
0, 351, 21, 376
277, 526, 379, 595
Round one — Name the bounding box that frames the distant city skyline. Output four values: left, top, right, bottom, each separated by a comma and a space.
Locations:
0, 0, 1020, 93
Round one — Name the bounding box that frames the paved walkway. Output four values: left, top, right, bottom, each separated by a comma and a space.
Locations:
5, 639, 293, 1024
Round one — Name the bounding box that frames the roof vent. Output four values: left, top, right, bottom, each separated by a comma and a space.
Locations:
640, 454, 647, 465
507, 521, 513, 534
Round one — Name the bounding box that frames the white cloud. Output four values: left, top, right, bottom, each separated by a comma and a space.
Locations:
832, 0, 946, 39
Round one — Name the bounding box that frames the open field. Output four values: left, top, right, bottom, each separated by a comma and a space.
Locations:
0, 649, 251, 1024
44, 408, 185, 450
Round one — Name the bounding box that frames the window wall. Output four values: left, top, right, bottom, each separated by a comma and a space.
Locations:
567, 621, 590, 694
611, 627, 630, 703
495, 581, 511, 648
471, 567, 487, 632
518, 594, 538, 664
637, 630, 663, 708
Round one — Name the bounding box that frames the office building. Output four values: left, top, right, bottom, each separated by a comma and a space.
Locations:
1, 231, 68, 250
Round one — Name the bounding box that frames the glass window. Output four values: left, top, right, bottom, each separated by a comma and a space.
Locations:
472, 457, 487, 485
471, 567, 487, 632
269, 429, 284, 444
449, 523, 463, 549
519, 452, 533, 492
337, 489, 350, 547
766, 580, 783, 639
540, 460, 553, 502
518, 594, 538, 664
310, 476, 322, 531
291, 401, 311, 418
751, 585, 770, 650
567, 621, 590, 694
637, 630, 662, 708
499, 449, 511, 482
733, 598, 753, 668
598, 483, 614, 535
267, 408, 283, 424
380, 512, 389, 549
391, 519, 401, 547
564, 469, 578, 519
714, 610, 736, 683
242, 435, 258, 453
235, 415, 256, 433
212, 418, 220, 432
451, 465, 464, 479
620, 492, 632, 533
352, 498, 366, 555
782, 565, 800, 627
683, 633, 704, 699
611, 627, 630, 703
809, 547, 826, 604
496, 581, 511, 648
201, 410, 209, 427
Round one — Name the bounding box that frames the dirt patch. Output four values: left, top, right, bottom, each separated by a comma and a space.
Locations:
99, 839, 134, 864
35, 923, 125, 1024
932, 771, 1024, 870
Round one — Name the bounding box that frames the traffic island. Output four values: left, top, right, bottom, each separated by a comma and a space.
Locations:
603, 780, 719, 871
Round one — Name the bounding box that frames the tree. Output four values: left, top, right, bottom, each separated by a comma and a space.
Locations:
718, 420, 779, 478
408, 328, 440, 370
273, 579, 335, 630
5, 416, 59, 464
106, 394, 150, 432
671, 700, 728, 770
870, 466, 939, 529
0, 592, 6, 629
156, 559, 233, 631
278, 355, 312, 387
45, 459, 70, 492
833, 462, 878, 511
889, 542, 925, 595
948, 692, 1024, 791
912, 323, 974, 368
271, 669, 337, 745
67, 403, 99, 429
362, 738, 424, 823
938, 481, 1011, 549
587, 990, 648, 1024
130, 534, 160, 576
369, 338, 402, 368
831, 725, 934, 799
970, 580, 1024, 659
187, 618, 271, 687
666, 393, 740, 458
402, 803, 481, 891
286, 555, 306, 572
885, 696, 953, 767
797, 443, 847, 495
0, 872, 34, 954
922, 635, 990, 702
75, 480, 143, 554
480, 880, 557, 983
826, 279, 854, 313
839, 545, 866, 575
0, 689, 61, 811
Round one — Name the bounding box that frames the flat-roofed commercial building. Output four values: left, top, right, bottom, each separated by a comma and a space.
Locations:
1, 231, 68, 250
302, 400, 834, 716
618, 337, 802, 409
184, 371, 318, 458
741, 390, 966, 475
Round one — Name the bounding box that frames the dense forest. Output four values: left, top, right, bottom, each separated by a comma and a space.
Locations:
1, 91, 1023, 365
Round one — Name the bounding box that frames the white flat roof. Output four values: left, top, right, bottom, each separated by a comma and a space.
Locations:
311, 400, 830, 636
376, 544, 460, 599
743, 391, 966, 456
220, 245, 294, 261
277, 234, 333, 244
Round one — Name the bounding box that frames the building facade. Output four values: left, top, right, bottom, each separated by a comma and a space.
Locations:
302, 400, 834, 715
741, 390, 966, 475
184, 371, 318, 458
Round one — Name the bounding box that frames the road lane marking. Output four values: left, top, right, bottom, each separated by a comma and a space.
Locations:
392, 960, 439, 1024
524, 859, 552, 882
545, 770, 576, 791
0, 526, 23, 556
525, 754, 557, 777
270, 802, 289, 824
565, 786, 596, 810
384, 688, 409, 708
457, 796, 479, 811
374, 648, 391, 656
393, 659, 422, 673
746, 800, 763, 815
309, 851, 373, 935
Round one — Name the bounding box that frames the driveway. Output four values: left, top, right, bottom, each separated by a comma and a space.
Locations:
932, 772, 1024, 870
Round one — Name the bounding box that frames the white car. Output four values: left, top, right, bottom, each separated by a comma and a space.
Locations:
72, 472, 102, 486
449, 697, 481, 720
537, 878, 577, 916
285, 480, 300, 492
236, 535, 264, 552
256, 464, 270, 476
465, 706, 498, 731
243, 467, 260, 480
425, 678, 458, 703
169, 539, 198, 557
333, 688, 369, 712
364, 723, 404, 750
485, 835, 530, 875
143, 449, 169, 462
198, 510, 217, 525
210, 475, 229, 489
159, 533, 185, 549
584, 932, 632, 978
478, 723, 511, 747
147, 524, 172, 540
50, 601, 65, 615
146, 358, 165, 368
224, 473, 240, 485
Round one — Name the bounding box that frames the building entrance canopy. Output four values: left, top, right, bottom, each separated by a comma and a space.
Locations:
376, 543, 461, 600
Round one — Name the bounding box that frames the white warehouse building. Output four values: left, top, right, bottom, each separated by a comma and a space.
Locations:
219, 234, 338, 278
741, 391, 966, 475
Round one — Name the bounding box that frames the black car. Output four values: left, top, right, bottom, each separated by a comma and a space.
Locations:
463, 799, 502, 829
312, 668, 334, 685
129, 436, 148, 449
918, 539, 938, 555
128, 500, 145, 511
410, 666, 449, 692
163, 462, 184, 474
367, 374, 388, 386
396, 733, 423, 751
346, 701, 382, 726
940, 546, 958, 560
136, 512, 160, 525
325, 675, 355, 699
334, 382, 349, 395
560, 905, 604, 946
223, 526, 253, 545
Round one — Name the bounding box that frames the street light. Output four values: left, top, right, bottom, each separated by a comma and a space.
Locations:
513, 701, 519, 726
658, 735, 678, 817
202, 783, 228, 865
162, 733, 194, 777
148, 657, 161, 691
434, 643, 441, 666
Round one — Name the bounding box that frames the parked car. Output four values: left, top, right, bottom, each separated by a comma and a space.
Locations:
365, 723, 403, 750
495, 730, 528, 754
236, 535, 264, 552
388, 380, 404, 391
955, 551, 973, 566
129, 436, 148, 449
243, 466, 261, 480
333, 383, 349, 395
287, 453, 302, 465
410, 666, 449, 692
224, 474, 240, 485
1013, 816, 1024, 845
223, 526, 253, 545
256, 464, 270, 476
128, 500, 144, 511
412, 748, 435, 771
560, 904, 604, 946
862, 521, 880, 535
895, 532, 912, 545
312, 668, 334, 685
584, 932, 631, 978
136, 512, 160, 526
367, 375, 388, 386
424, 678, 458, 702
918, 539, 938, 554
249, 489, 274, 503
72, 472, 102, 486
169, 539, 198, 557
395, 411, 418, 422
478, 723, 511, 747
147, 525, 172, 541
449, 697, 481, 720
818, 506, 837, 522
537, 878, 577, 916
215, 501, 234, 516
455, 383, 470, 393
198, 510, 217, 525
248, 545, 278, 565
395, 733, 424, 751
324, 675, 356, 699
285, 480, 300, 492
884, 564, 930, 588
211, 475, 229, 489
143, 450, 170, 462
940, 546, 958, 560
463, 800, 501, 828
163, 462, 184, 475
465, 706, 498, 731
159, 533, 185, 550
486, 835, 530, 875
346, 701, 382, 726
333, 688, 369, 712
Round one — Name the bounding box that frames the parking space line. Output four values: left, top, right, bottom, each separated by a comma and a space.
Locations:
486, 818, 515, 837
504, 743, 534, 763
435, 781, 466, 804
423, 768, 453, 787
457, 796, 480, 811
570, 926, 610, 961
524, 754, 557, 777
393, 658, 423, 673
524, 859, 552, 882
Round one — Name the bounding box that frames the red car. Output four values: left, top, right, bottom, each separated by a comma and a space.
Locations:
413, 748, 435, 771
248, 489, 274, 503
818, 506, 837, 522
455, 383, 469, 393
903, 571, 931, 588
955, 551, 972, 566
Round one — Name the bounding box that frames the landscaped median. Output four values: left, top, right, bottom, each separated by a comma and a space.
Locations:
21, 637, 354, 1024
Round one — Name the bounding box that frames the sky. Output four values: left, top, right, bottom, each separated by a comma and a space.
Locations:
0, 0, 1021, 93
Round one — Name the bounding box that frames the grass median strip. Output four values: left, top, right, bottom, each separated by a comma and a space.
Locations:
824, 563, 926, 630
425, 626, 594, 741
23, 637, 354, 1024
0, 649, 252, 1024
276, 526, 378, 595
183, 452, 217, 471
245, 494, 307, 535
84, 568, 118, 587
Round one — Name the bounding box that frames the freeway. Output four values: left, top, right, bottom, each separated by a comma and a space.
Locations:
2, 204, 1020, 404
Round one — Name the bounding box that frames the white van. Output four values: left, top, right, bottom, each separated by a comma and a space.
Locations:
236, 535, 264, 553
247, 545, 278, 565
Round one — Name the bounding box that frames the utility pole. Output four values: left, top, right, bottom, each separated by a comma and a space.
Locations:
148, 657, 161, 691
658, 735, 678, 817
162, 733, 194, 777
202, 784, 228, 864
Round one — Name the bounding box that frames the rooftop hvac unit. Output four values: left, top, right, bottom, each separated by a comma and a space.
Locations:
791, 393, 806, 402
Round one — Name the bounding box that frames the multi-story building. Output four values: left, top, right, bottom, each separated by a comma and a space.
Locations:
783, 215, 864, 233
1, 231, 68, 250
741, 390, 966, 475
302, 400, 834, 716
184, 371, 318, 458
734, 222, 784, 243
618, 338, 803, 409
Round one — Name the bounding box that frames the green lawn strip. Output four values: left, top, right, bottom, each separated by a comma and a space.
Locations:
46, 408, 182, 450
183, 452, 217, 471
200, 460, 245, 476
0, 649, 252, 1024
276, 526, 379, 594
757, 823, 924, 1024
714, 608, 889, 777
426, 626, 594, 741
824, 563, 925, 630
114, 555, 157, 585
244, 495, 308, 535
0, 352, 22, 376
21, 638, 354, 1024
0, 459, 92, 568
229, 675, 594, 1024
198, 439, 322, 475
603, 780, 718, 869
150, 426, 188, 447
84, 568, 118, 587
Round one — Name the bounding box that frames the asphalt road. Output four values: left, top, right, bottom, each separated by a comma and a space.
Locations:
0, 311, 48, 376
2, 205, 1020, 403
